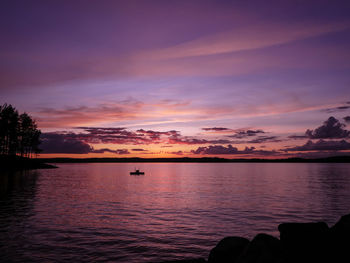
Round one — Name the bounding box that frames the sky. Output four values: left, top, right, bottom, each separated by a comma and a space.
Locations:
1, 0, 350, 158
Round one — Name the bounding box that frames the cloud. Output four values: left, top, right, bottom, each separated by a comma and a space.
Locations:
36, 101, 144, 128
136, 129, 180, 140
34, 99, 199, 128
131, 148, 147, 151
323, 102, 350, 113
40, 133, 93, 154
288, 135, 309, 140
246, 136, 282, 144
305, 116, 350, 139
201, 127, 233, 134
80, 127, 128, 134
41, 126, 281, 149
1, 1, 350, 90
228, 129, 265, 139
225, 131, 280, 144
141, 21, 350, 60
41, 127, 235, 148
344, 116, 350, 123
191, 144, 277, 156
40, 133, 129, 154
167, 134, 232, 145
80, 127, 182, 145
284, 139, 350, 152
202, 127, 230, 131
71, 127, 159, 145
92, 148, 130, 154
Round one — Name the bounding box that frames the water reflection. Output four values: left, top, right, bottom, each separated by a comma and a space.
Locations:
0, 169, 39, 262
313, 164, 350, 224
0, 169, 38, 197
0, 163, 350, 262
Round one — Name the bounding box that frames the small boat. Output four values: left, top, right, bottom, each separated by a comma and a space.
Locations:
130, 169, 145, 175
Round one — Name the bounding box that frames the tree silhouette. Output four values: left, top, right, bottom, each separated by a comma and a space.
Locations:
0, 104, 41, 157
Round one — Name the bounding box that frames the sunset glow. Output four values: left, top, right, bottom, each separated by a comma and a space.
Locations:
1, 0, 350, 158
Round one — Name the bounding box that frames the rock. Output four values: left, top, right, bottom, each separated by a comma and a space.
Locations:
236, 233, 284, 263
330, 213, 350, 239
163, 258, 207, 263
278, 221, 329, 262
329, 213, 350, 262
208, 236, 250, 263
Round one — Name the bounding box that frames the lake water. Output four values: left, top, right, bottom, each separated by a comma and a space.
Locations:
1, 163, 350, 262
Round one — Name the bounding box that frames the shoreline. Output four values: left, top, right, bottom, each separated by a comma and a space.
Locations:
0, 155, 57, 170
39, 156, 350, 164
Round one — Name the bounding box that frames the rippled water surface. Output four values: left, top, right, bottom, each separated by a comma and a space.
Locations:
1, 163, 350, 262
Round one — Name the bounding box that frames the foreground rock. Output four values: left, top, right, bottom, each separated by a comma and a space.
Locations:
278, 221, 329, 262
204, 213, 350, 263
237, 233, 283, 263
163, 258, 206, 263
208, 236, 249, 263
329, 214, 350, 263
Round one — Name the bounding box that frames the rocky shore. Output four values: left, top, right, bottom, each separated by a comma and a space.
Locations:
163, 213, 350, 263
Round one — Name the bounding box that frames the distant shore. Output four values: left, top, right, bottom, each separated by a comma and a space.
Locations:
0, 155, 350, 170
39, 156, 350, 163
3, 155, 348, 171
0, 155, 57, 170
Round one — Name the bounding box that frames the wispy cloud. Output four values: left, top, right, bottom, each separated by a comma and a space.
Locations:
92, 148, 130, 154
202, 127, 232, 133
34, 99, 202, 128
2, 15, 349, 90
322, 102, 350, 113
137, 22, 350, 60
228, 129, 265, 138
36, 101, 143, 128
246, 136, 282, 144
131, 148, 147, 152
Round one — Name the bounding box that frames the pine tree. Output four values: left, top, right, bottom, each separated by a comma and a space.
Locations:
0, 104, 41, 157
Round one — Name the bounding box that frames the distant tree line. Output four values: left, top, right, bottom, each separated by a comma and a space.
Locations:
0, 104, 41, 157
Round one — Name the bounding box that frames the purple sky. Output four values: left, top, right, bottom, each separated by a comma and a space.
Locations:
1, 0, 350, 158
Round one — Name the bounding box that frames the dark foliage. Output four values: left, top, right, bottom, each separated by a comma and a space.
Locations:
0, 104, 41, 157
